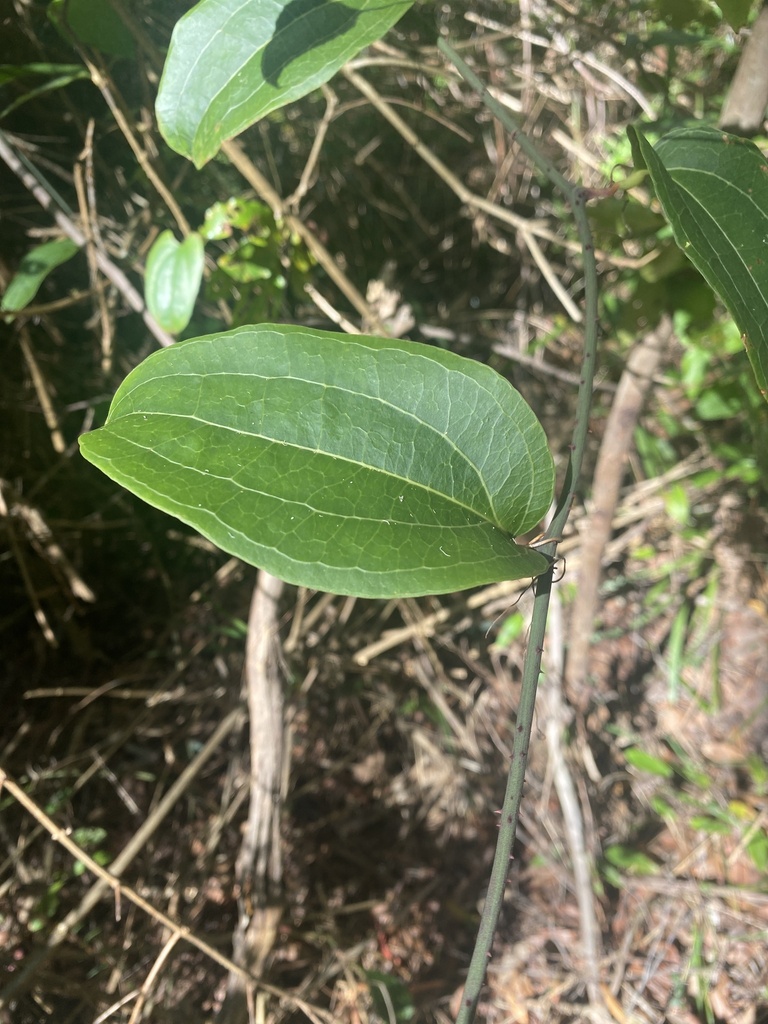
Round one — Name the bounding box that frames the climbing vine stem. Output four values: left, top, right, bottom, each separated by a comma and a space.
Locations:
437, 39, 599, 1024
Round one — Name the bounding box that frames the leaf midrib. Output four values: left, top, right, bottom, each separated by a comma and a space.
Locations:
114, 367, 513, 520
662, 166, 766, 320
97, 454, 505, 580
103, 412, 509, 531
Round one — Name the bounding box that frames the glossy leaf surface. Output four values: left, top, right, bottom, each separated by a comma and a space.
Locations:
156, 0, 413, 167
144, 231, 204, 334
629, 124, 768, 400
79, 325, 554, 597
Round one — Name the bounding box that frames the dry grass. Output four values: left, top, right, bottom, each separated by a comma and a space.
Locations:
2, 1, 768, 1022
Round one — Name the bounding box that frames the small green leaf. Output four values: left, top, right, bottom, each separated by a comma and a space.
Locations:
365, 970, 415, 1022
156, 0, 414, 167
604, 844, 659, 876
218, 243, 272, 283
624, 747, 674, 778
664, 484, 690, 526
650, 795, 676, 818
628, 124, 768, 401
690, 814, 732, 835
71, 826, 108, 848
144, 231, 204, 335
1, 238, 80, 314
746, 754, 768, 792
79, 325, 554, 597
493, 611, 526, 647
695, 384, 744, 420
747, 830, 768, 871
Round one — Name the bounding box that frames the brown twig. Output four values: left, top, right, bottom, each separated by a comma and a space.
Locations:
220, 571, 286, 1021
0, 482, 58, 646
720, 2, 768, 135
542, 586, 604, 1012
0, 765, 334, 1022
82, 54, 191, 237
0, 129, 174, 347
17, 325, 66, 454
74, 118, 114, 373
0, 709, 244, 1006
565, 316, 674, 708
222, 138, 388, 333
286, 84, 339, 208
126, 933, 181, 1024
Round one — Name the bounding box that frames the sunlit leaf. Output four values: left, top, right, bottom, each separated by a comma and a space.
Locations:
79, 324, 554, 597
690, 814, 732, 835
747, 830, 768, 870
629, 124, 768, 401
156, 0, 414, 167
144, 231, 205, 334
604, 844, 659, 876
624, 747, 674, 778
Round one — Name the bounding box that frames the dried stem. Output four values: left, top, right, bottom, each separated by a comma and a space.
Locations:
438, 39, 600, 1024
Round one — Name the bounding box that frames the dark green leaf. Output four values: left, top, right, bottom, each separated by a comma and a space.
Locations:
1, 238, 80, 314
79, 325, 554, 597
628, 124, 768, 401
0, 61, 86, 84
0, 67, 90, 119
48, 0, 135, 57
717, 0, 756, 30
365, 970, 415, 1022
156, 0, 413, 167
144, 231, 205, 335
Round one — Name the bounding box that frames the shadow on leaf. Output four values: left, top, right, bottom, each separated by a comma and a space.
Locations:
261, 0, 361, 86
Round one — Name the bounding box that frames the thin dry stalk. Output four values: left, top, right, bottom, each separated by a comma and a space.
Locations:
0, 129, 173, 347
565, 316, 674, 708
287, 84, 339, 208
0, 766, 334, 1022
542, 585, 605, 1014
222, 138, 388, 333
17, 325, 66, 454
74, 119, 114, 374
126, 933, 181, 1024
0, 709, 244, 1006
341, 67, 587, 319
83, 55, 191, 237
220, 571, 286, 1022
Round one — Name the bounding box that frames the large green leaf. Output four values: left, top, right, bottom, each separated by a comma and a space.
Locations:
79, 325, 553, 597
156, 0, 413, 168
629, 124, 768, 401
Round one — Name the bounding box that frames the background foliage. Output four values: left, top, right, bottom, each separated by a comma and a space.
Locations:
1, 1, 768, 1022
